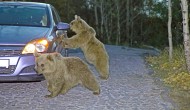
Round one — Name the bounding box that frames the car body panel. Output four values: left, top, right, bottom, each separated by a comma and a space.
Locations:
0, 2, 67, 82
0, 26, 50, 44
0, 55, 33, 76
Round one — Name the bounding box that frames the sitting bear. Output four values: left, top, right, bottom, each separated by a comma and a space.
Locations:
62, 15, 109, 80
34, 52, 100, 98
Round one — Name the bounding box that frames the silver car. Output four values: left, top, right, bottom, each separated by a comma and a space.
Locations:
0, 1, 69, 82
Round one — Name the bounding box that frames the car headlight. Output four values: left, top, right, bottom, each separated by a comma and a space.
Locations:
22, 38, 49, 54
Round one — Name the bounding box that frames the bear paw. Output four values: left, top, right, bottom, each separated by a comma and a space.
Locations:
44, 94, 55, 98
100, 75, 109, 80
93, 89, 100, 95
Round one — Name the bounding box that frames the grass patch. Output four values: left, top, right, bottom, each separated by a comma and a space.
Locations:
146, 46, 190, 109
146, 47, 190, 90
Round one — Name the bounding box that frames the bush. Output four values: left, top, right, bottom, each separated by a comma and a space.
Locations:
146, 46, 190, 91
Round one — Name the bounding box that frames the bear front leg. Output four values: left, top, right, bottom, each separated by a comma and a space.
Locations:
45, 83, 63, 98
60, 83, 73, 95
47, 81, 53, 93
45, 88, 61, 98
62, 36, 84, 49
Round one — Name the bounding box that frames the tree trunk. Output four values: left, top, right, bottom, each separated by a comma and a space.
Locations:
104, 15, 109, 43
94, 0, 99, 37
140, 18, 143, 42
181, 0, 190, 73
115, 0, 121, 45
108, 13, 113, 44
168, 0, 173, 62
126, 0, 130, 45
130, 21, 134, 46
100, 0, 104, 41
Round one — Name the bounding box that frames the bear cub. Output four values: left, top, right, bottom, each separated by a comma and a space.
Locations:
62, 15, 109, 80
34, 52, 100, 98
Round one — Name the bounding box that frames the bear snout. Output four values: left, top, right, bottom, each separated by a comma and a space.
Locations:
34, 67, 40, 74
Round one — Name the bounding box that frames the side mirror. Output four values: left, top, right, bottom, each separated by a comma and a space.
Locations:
57, 22, 70, 30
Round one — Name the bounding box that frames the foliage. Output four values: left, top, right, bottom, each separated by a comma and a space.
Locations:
146, 46, 190, 91
46, 0, 88, 23
164, 72, 190, 90
146, 46, 190, 109
24, 0, 190, 48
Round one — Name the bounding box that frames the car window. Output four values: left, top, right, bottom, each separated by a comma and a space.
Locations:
51, 6, 61, 25
0, 5, 49, 27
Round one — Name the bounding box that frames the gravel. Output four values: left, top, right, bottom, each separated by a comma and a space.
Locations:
0, 45, 174, 110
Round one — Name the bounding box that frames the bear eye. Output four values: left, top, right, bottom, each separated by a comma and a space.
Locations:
41, 64, 44, 67
70, 22, 74, 25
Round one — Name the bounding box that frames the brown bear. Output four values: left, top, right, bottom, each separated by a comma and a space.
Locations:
34, 52, 100, 98
62, 15, 109, 80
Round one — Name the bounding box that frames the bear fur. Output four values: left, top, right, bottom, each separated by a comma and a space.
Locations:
34, 52, 100, 98
62, 15, 109, 80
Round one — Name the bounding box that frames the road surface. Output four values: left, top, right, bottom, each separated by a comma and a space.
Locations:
0, 45, 174, 110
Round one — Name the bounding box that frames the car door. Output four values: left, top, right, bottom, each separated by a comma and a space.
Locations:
50, 5, 68, 56
51, 5, 61, 25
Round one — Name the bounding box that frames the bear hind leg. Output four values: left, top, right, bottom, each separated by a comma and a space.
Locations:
95, 60, 109, 80
81, 76, 100, 95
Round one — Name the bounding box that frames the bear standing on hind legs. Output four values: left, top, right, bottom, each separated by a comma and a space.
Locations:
62, 15, 109, 80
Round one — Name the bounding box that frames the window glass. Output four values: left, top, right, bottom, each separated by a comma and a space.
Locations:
0, 5, 49, 27
51, 6, 61, 25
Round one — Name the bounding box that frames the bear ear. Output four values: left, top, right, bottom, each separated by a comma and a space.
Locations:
47, 54, 54, 61
55, 52, 62, 59
75, 15, 80, 20
33, 50, 41, 57
55, 52, 60, 57
74, 15, 77, 19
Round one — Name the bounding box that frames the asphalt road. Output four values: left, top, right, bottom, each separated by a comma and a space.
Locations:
0, 45, 174, 110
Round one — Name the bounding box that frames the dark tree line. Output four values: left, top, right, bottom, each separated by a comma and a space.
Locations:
45, 0, 189, 48
2, 0, 190, 48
